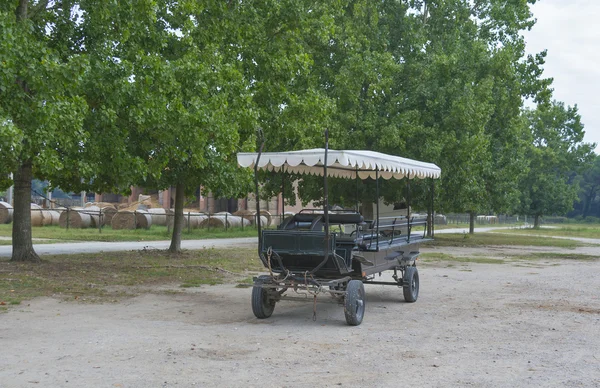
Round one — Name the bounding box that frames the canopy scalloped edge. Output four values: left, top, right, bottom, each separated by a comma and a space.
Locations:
237, 149, 441, 180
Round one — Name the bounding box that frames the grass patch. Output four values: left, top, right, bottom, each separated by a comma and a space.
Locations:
428, 233, 581, 249
493, 224, 600, 239
510, 252, 598, 262
0, 247, 263, 308
420, 252, 505, 264
0, 224, 260, 243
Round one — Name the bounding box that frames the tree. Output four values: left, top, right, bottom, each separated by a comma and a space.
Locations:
518, 102, 595, 227
569, 153, 600, 219
1, 0, 89, 262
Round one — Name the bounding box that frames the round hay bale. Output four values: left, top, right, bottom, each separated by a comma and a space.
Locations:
81, 205, 102, 227
42, 210, 60, 226
58, 208, 92, 228
233, 210, 254, 223
111, 210, 152, 230
166, 211, 207, 230
200, 215, 227, 229
102, 207, 118, 225
259, 210, 272, 226
257, 215, 268, 227
200, 215, 249, 229
86, 202, 116, 209
0, 201, 13, 224
31, 207, 44, 227
41, 210, 52, 226
147, 208, 168, 226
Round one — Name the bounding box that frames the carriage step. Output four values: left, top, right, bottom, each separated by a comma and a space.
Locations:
401, 252, 420, 262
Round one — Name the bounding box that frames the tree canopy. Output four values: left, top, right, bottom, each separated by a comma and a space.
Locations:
1, 0, 596, 261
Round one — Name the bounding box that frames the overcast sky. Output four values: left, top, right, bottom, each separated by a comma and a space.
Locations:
522, 0, 600, 153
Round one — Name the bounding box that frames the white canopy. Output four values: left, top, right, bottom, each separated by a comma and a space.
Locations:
237, 149, 441, 180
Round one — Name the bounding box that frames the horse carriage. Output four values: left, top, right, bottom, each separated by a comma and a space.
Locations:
237, 138, 440, 325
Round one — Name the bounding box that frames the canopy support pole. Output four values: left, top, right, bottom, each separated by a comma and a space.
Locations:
323, 129, 330, 256
281, 172, 285, 218
310, 129, 331, 275
376, 167, 380, 251
407, 178, 411, 243
431, 178, 435, 238
355, 166, 359, 212
254, 132, 265, 256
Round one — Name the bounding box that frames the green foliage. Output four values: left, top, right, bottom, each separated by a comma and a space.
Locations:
571, 154, 600, 218
518, 102, 595, 220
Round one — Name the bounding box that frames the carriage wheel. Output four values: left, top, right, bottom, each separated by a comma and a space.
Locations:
344, 280, 365, 326
403, 266, 419, 303
251, 276, 276, 319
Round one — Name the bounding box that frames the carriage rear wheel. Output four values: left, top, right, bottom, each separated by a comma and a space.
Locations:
252, 276, 276, 319
403, 266, 419, 303
344, 280, 365, 326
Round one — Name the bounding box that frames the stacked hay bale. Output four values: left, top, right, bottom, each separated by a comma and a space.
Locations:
0, 201, 13, 224
111, 209, 152, 230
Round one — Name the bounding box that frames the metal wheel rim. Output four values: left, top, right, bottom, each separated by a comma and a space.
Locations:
355, 288, 365, 320
411, 275, 419, 299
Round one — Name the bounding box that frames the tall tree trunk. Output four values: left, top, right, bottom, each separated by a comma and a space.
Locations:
168, 182, 185, 253
534, 214, 541, 229
469, 211, 475, 234
11, 161, 40, 262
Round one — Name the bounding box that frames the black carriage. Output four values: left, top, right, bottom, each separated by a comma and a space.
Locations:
237, 138, 441, 326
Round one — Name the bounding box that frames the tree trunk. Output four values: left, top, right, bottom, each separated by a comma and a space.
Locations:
11, 161, 40, 262
534, 214, 541, 229
469, 211, 475, 234
168, 182, 185, 253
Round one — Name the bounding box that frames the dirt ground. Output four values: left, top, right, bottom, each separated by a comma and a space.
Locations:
1, 244, 599, 388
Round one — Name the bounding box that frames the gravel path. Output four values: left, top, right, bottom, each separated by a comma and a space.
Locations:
1, 248, 599, 387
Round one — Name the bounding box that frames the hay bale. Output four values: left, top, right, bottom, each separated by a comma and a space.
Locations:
46, 210, 60, 226
147, 208, 168, 226
81, 205, 102, 227
166, 211, 207, 230
31, 205, 44, 227
233, 210, 271, 226
0, 201, 13, 224
102, 207, 118, 225
257, 215, 268, 227
200, 215, 250, 229
233, 210, 254, 223
259, 210, 272, 226
86, 202, 116, 210
111, 210, 152, 230
58, 207, 92, 228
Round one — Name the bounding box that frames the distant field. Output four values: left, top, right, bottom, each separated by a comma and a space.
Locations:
427, 233, 584, 249
492, 224, 600, 239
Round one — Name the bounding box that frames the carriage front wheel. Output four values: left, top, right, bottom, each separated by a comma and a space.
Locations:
344, 280, 365, 326
252, 276, 276, 319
